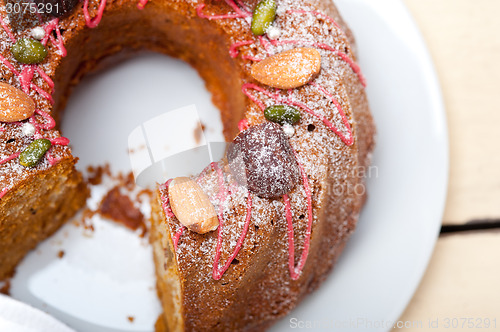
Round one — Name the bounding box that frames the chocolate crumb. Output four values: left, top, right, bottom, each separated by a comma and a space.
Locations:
124, 172, 135, 191
193, 122, 206, 145
57, 250, 65, 259
98, 186, 147, 236
87, 164, 111, 185
137, 188, 153, 204
81, 208, 97, 232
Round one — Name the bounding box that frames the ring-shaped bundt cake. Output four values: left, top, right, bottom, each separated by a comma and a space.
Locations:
0, 0, 375, 330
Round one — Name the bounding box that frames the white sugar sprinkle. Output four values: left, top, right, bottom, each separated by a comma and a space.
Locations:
31, 27, 46, 40
282, 123, 295, 137
21, 122, 36, 136
266, 26, 281, 40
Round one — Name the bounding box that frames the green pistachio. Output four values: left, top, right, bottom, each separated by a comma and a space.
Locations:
251, 0, 277, 36
264, 105, 301, 125
11, 38, 48, 64
19, 139, 52, 167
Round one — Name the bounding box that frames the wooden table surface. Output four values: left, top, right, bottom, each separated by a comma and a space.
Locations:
396, 0, 500, 330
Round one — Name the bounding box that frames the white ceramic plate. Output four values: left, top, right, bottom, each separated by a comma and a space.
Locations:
8, 0, 448, 331
0, 294, 75, 332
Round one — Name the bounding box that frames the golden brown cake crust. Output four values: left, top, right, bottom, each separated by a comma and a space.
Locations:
0, 156, 88, 279
148, 1, 375, 331
0, 0, 375, 330
0, 0, 89, 278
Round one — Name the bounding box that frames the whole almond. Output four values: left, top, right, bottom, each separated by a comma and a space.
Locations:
168, 177, 219, 234
250, 47, 321, 89
0, 82, 36, 122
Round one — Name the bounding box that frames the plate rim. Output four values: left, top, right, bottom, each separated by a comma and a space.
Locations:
337, 0, 450, 329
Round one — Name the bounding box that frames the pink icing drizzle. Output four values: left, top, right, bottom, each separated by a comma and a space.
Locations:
0, 15, 15, 42
0, 54, 19, 74
283, 154, 313, 280
172, 226, 185, 251
243, 54, 263, 62
310, 81, 353, 140
229, 40, 254, 58
26, 110, 68, 165
233, 0, 250, 13
42, 19, 67, 57
36, 67, 54, 89
0, 152, 21, 166
224, 0, 250, 16
165, 161, 255, 279
50, 137, 70, 146
19, 66, 34, 92
197, 0, 250, 20
160, 179, 185, 251
223, 8, 365, 85
30, 109, 56, 131
83, 0, 107, 28
170, 1, 366, 281
160, 179, 175, 218
258, 36, 272, 56
0, 188, 9, 199
269, 39, 366, 86
0, 19, 64, 103
0, 18, 70, 171
30, 84, 54, 103
137, 0, 148, 10
0, 60, 52, 104
45, 153, 60, 165
241, 83, 354, 145
213, 193, 253, 280
211, 162, 228, 203
229, 39, 275, 62
0, 0, 116, 196
0, 152, 20, 200
237, 119, 249, 132
287, 9, 341, 30
19, 66, 55, 103
0, 109, 67, 196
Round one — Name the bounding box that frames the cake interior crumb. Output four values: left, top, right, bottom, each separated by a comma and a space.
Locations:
98, 186, 147, 236
79, 163, 152, 237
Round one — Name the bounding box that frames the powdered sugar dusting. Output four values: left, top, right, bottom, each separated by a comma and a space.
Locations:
0, 12, 72, 198
1, 1, 372, 326
153, 0, 367, 285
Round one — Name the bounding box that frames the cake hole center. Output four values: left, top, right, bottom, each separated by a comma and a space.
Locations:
61, 52, 224, 176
